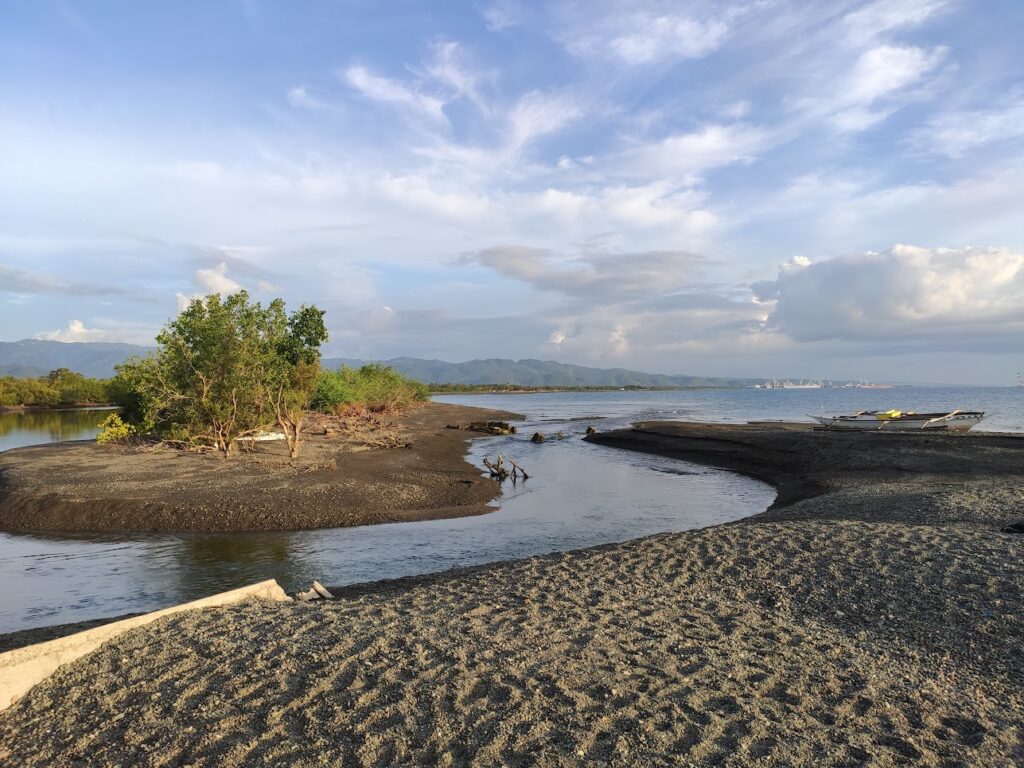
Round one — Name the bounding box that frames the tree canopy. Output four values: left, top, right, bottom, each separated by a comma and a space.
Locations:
113, 291, 327, 457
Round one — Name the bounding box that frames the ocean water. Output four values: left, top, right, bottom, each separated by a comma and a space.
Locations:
0, 386, 1018, 633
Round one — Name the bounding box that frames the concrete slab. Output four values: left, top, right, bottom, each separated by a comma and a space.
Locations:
0, 579, 291, 711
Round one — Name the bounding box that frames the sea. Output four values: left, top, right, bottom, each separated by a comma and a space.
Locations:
0, 386, 1019, 633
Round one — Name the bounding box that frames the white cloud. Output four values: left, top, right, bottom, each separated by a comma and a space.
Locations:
911, 95, 1024, 157
469, 245, 706, 300
287, 85, 331, 111
758, 244, 1024, 346
481, 0, 522, 31
562, 7, 730, 64
619, 123, 770, 177
423, 41, 489, 113
546, 329, 566, 345
342, 65, 447, 121
195, 261, 242, 295
176, 262, 245, 311
0, 264, 130, 297
35, 319, 147, 344
844, 0, 953, 43
508, 91, 582, 151
820, 44, 950, 131
847, 45, 948, 105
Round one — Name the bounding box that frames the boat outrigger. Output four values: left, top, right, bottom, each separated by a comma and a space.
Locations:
810, 409, 985, 432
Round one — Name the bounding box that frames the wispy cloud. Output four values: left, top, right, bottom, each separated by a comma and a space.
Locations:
0, 264, 133, 297
910, 92, 1024, 157
286, 85, 332, 111
341, 65, 447, 122
480, 0, 523, 31
558, 4, 732, 64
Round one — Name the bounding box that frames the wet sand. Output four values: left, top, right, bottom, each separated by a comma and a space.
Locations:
1, 421, 1022, 766
0, 402, 519, 533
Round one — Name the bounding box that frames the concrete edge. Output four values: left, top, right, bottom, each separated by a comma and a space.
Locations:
0, 578, 291, 711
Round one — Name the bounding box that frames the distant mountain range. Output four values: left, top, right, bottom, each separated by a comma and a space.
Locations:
0, 339, 756, 388
0, 340, 154, 379
322, 356, 758, 388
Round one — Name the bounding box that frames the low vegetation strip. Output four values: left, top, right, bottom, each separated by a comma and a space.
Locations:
0, 369, 111, 408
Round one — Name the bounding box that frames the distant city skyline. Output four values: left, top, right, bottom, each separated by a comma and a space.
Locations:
2, 1, 1023, 385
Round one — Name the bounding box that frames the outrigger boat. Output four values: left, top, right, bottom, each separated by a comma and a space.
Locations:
810, 409, 985, 432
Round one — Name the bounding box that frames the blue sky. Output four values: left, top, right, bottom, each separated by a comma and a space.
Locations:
2, 0, 1023, 384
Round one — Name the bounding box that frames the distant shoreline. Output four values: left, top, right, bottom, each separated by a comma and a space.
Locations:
0, 404, 116, 413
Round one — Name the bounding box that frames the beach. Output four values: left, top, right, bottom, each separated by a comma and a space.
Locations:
0, 402, 519, 533
1, 421, 1022, 766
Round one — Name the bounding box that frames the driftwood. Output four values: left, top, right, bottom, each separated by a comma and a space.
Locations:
482, 454, 529, 482
448, 421, 517, 435
296, 580, 335, 602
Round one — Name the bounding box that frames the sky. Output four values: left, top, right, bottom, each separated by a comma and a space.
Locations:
2, 0, 1023, 385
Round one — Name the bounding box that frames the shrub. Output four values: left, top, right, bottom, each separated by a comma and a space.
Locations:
312, 364, 429, 414
96, 413, 134, 444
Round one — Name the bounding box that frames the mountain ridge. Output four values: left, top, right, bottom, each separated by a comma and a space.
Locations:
0, 340, 755, 388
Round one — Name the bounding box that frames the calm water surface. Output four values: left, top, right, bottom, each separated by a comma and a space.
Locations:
1, 386, 1019, 633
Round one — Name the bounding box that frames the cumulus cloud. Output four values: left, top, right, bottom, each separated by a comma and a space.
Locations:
757, 245, 1024, 346
176, 262, 245, 311
35, 319, 148, 343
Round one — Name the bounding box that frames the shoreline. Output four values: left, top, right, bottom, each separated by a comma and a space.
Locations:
1, 420, 1022, 765
0, 404, 116, 413
0, 402, 520, 534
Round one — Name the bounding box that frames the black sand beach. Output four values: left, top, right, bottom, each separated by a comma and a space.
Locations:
0, 403, 519, 533
1, 421, 1022, 766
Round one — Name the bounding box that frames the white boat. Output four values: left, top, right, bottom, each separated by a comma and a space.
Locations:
810, 409, 985, 432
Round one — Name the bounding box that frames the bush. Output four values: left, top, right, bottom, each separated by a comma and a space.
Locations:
312, 364, 429, 413
96, 413, 134, 444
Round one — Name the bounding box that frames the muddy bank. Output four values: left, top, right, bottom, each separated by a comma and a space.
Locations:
1, 421, 1022, 766
0, 402, 520, 534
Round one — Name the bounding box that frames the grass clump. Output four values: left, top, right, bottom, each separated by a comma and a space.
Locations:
312, 364, 429, 414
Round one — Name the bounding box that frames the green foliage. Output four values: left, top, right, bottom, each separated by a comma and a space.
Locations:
426, 382, 660, 393
95, 412, 134, 444
312, 364, 429, 413
113, 291, 327, 456
0, 370, 112, 407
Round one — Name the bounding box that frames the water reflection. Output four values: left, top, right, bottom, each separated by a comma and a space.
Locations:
0, 408, 113, 452
0, 401, 777, 633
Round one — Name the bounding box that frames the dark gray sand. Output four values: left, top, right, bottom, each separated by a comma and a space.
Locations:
1, 421, 1022, 766
0, 402, 519, 533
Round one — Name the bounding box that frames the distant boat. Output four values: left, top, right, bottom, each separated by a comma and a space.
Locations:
810, 409, 985, 432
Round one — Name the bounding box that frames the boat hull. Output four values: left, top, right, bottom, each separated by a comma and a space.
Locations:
811, 411, 985, 432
